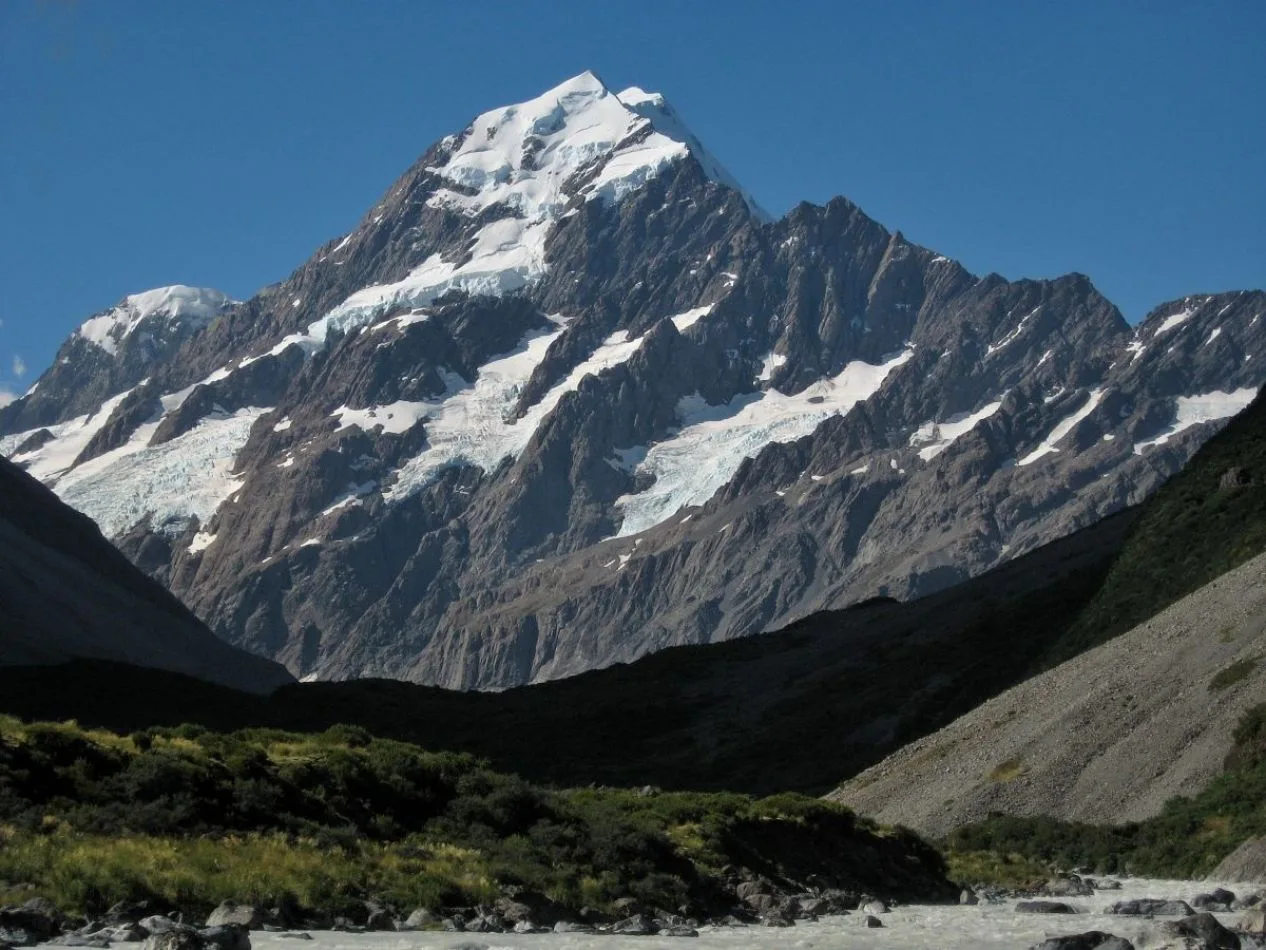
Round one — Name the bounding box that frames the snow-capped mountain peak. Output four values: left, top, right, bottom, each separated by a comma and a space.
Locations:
318, 70, 764, 334
77, 285, 235, 356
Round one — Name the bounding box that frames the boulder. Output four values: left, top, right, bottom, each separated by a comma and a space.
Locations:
859, 899, 888, 915
1235, 908, 1266, 935
612, 914, 656, 936
1017, 901, 1078, 914
204, 904, 264, 931
1192, 890, 1236, 912
760, 911, 793, 927
1029, 933, 1135, 950
402, 909, 437, 930
552, 921, 595, 934
660, 926, 699, 937
1045, 876, 1096, 897
960, 889, 979, 906
1109, 900, 1195, 916
734, 882, 771, 902
138, 918, 183, 935
862, 915, 884, 928
364, 909, 395, 932
197, 926, 251, 950
1212, 838, 1266, 883
104, 904, 163, 927
1137, 912, 1239, 950
141, 932, 205, 950
796, 897, 829, 918
0, 904, 62, 946
100, 924, 147, 943
1231, 893, 1263, 911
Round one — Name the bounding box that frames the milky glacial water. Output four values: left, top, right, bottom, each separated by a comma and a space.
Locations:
251, 877, 1258, 950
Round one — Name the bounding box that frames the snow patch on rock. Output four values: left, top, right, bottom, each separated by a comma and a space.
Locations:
615, 347, 916, 537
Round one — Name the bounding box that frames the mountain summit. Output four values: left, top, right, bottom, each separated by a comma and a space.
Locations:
2, 74, 1264, 688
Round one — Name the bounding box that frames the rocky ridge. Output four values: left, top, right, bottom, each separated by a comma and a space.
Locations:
2, 71, 1264, 688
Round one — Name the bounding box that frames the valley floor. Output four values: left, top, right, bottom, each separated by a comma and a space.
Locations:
243, 878, 1256, 950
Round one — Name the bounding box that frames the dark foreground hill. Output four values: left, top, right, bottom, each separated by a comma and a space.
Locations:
0, 457, 292, 695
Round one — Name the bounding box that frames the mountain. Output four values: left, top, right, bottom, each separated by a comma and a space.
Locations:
830, 546, 1266, 836
2, 70, 1264, 688
831, 387, 1266, 833
0, 454, 292, 695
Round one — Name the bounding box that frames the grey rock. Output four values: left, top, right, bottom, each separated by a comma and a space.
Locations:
1030, 933, 1135, 950
660, 926, 699, 937
1214, 839, 1266, 884
960, 889, 979, 905
140, 933, 204, 950
760, 912, 794, 928
1109, 900, 1196, 917
137, 919, 182, 936
402, 909, 437, 930
363, 910, 395, 932
197, 926, 250, 950
551, 921, 595, 934
1017, 901, 1078, 914
1236, 908, 1266, 935
204, 904, 263, 932
1193, 890, 1236, 910
612, 914, 656, 935
1138, 912, 1240, 950
859, 899, 888, 915
1045, 876, 1096, 897
862, 915, 884, 928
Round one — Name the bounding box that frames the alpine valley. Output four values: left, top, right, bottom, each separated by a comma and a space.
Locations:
3, 70, 1264, 690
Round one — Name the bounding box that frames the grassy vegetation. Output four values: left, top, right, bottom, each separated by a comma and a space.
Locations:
945, 850, 1047, 889
986, 758, 1028, 783
946, 705, 1266, 880
0, 716, 949, 918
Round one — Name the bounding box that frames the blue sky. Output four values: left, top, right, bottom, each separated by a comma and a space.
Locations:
1, 1, 1263, 402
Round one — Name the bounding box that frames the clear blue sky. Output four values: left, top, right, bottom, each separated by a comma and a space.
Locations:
2, 1, 1263, 402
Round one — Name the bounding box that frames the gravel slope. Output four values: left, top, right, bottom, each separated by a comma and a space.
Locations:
830, 548, 1266, 836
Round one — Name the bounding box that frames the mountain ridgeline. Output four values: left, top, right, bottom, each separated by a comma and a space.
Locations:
2, 70, 1264, 689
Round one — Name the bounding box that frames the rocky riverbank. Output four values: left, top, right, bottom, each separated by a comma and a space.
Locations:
6, 877, 1266, 950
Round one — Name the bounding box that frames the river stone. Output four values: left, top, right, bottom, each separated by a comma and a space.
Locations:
552, 922, 594, 934
1136, 912, 1240, 950
401, 909, 436, 930
1235, 908, 1266, 935
1017, 901, 1078, 914
612, 914, 656, 935
197, 926, 250, 950
1108, 900, 1195, 916
1030, 933, 1135, 950
205, 904, 263, 931
141, 932, 204, 950
862, 915, 884, 928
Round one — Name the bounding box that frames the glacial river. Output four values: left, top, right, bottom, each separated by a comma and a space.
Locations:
252, 877, 1257, 950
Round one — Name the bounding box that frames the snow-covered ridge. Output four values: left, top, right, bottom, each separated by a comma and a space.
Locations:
1133, 386, 1257, 454
76, 286, 235, 356
311, 71, 759, 339
614, 347, 917, 537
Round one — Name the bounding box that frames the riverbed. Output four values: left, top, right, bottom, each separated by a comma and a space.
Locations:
251, 877, 1260, 950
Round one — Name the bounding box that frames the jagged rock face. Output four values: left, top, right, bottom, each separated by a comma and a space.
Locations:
3, 72, 1265, 688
